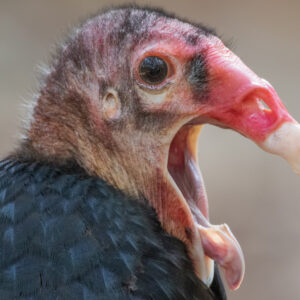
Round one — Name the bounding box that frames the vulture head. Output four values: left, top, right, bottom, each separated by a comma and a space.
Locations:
18, 6, 300, 291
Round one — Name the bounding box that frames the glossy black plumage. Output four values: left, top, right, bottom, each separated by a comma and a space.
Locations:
0, 159, 226, 299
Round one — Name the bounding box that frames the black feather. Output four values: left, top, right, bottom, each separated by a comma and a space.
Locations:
0, 159, 226, 299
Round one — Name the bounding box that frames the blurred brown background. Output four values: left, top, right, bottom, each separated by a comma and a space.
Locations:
1, 0, 299, 299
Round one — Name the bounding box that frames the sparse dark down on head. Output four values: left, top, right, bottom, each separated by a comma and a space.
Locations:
11, 4, 300, 294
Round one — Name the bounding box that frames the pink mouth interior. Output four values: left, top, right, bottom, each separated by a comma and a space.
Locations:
167, 124, 245, 290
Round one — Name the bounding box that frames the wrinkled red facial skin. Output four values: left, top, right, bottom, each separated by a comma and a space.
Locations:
133, 31, 294, 142
199, 37, 294, 142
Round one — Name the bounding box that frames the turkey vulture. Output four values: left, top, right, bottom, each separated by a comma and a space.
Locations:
1, 5, 300, 300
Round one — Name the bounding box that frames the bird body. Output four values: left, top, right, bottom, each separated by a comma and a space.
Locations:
1, 4, 299, 299
0, 159, 225, 299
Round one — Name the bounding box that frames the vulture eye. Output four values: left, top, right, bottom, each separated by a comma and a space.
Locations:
138, 56, 168, 85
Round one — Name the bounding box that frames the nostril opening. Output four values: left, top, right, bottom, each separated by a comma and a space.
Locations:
259, 99, 272, 111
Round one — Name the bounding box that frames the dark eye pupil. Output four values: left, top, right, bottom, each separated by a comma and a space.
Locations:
139, 56, 168, 85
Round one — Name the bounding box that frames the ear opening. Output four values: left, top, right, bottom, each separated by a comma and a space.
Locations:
102, 89, 121, 120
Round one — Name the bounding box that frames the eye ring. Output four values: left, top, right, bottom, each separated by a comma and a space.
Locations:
138, 56, 168, 85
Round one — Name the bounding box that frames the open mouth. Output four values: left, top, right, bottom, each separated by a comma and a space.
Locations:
167, 122, 245, 290
164, 82, 300, 290
168, 124, 209, 225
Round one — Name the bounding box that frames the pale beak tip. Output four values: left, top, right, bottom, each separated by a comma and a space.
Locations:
288, 161, 300, 175
260, 122, 300, 175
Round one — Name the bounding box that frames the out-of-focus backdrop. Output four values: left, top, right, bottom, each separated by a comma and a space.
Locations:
1, 0, 299, 299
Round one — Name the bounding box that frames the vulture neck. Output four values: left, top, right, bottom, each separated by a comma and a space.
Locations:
17, 95, 213, 286
19, 98, 172, 202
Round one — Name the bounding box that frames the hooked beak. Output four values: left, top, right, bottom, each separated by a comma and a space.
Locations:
202, 43, 299, 173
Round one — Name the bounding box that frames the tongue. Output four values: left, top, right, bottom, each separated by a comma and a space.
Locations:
198, 223, 245, 290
